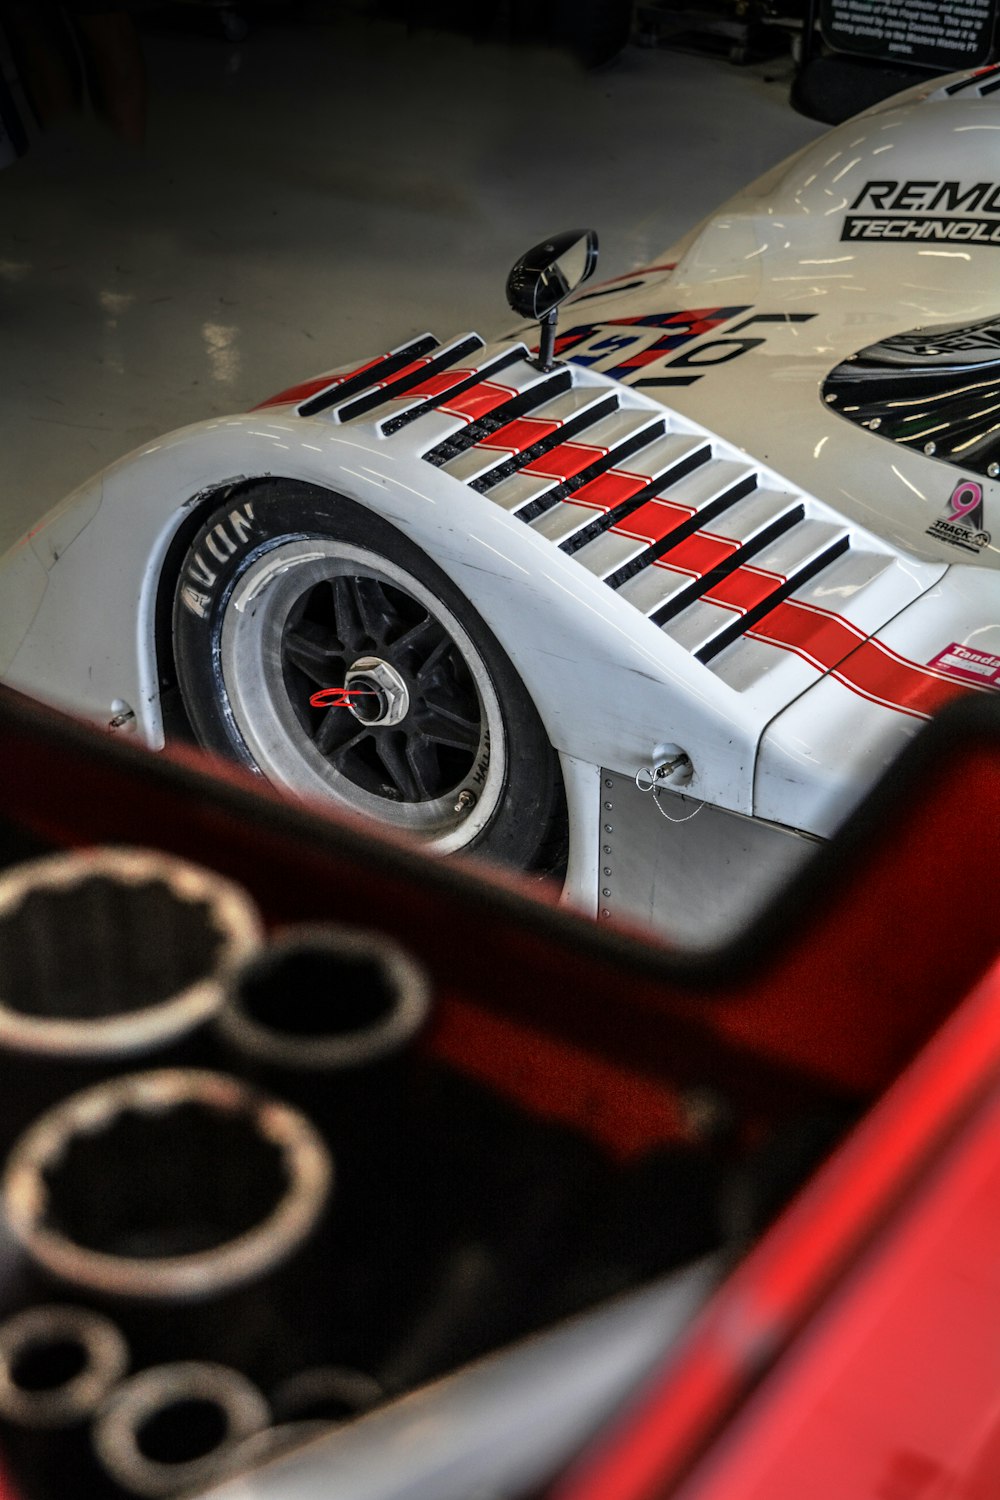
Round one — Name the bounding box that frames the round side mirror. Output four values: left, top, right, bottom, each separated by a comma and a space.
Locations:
506, 229, 599, 370
506, 229, 600, 321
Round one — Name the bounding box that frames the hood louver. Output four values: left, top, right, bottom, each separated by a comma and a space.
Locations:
288, 335, 913, 701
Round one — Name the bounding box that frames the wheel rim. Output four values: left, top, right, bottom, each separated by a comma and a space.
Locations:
218, 541, 505, 854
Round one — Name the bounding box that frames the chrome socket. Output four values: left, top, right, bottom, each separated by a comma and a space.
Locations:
0, 848, 263, 1151
92, 1361, 269, 1498
1, 1068, 332, 1303
215, 925, 432, 1352
216, 923, 431, 1076
0, 1304, 129, 1430
0, 848, 262, 1062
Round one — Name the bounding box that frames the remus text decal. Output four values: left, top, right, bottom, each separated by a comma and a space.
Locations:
844, 180, 1000, 245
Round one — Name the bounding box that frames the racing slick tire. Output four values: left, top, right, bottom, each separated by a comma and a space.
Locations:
171, 480, 567, 872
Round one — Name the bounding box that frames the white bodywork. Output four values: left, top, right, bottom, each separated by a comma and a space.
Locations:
3, 69, 1000, 944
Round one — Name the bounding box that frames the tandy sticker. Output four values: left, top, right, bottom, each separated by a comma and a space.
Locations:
926, 479, 992, 554
929, 642, 1000, 687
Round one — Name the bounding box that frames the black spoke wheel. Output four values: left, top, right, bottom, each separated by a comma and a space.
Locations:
171, 481, 567, 870
281, 572, 484, 804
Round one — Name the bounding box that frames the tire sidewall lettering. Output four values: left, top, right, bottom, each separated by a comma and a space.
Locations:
179, 500, 258, 617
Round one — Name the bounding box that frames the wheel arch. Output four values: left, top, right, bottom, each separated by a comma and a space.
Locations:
160, 474, 570, 873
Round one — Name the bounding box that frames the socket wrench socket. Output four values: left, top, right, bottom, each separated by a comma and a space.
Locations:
217, 924, 431, 1075
93, 1361, 269, 1498
0, 847, 262, 1061
1, 1068, 332, 1302
0, 1304, 129, 1429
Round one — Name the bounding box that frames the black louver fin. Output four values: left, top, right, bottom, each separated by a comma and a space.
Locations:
298, 335, 440, 417
604, 474, 758, 590
380, 347, 528, 436
651, 506, 805, 627
695, 534, 851, 663
560, 443, 711, 553
471, 394, 621, 494
515, 419, 669, 525
336, 336, 486, 423
424, 371, 573, 467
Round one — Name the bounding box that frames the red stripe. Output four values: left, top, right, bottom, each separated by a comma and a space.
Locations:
748, 599, 869, 673
522, 439, 606, 482
747, 599, 976, 718
373, 364, 519, 421
602, 491, 980, 718
653, 532, 737, 577
833, 640, 972, 718
439, 379, 518, 423
399, 366, 476, 399
367, 354, 434, 389
253, 352, 437, 412
705, 564, 782, 613
612, 496, 695, 547
476, 414, 561, 456
564, 468, 652, 514
613, 519, 786, 614
607, 507, 975, 717
681, 313, 735, 335
252, 353, 387, 410
563, 460, 978, 718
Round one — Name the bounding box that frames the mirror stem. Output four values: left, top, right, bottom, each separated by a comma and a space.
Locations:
537, 309, 558, 372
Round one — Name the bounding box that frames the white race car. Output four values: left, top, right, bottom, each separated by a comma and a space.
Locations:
3, 65, 999, 946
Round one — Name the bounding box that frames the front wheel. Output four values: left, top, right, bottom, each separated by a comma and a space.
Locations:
171, 481, 567, 871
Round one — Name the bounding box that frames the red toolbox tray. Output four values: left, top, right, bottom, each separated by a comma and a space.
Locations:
1, 684, 999, 1499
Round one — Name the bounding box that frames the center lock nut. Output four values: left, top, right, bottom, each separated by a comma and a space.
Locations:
343, 657, 410, 727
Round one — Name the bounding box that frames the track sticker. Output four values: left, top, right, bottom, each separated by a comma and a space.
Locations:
928, 642, 1000, 687
925, 479, 991, 554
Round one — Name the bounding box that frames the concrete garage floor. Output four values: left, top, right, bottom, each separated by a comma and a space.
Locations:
0, 11, 823, 556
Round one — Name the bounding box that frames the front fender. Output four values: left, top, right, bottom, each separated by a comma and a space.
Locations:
0, 340, 953, 836
0, 407, 766, 814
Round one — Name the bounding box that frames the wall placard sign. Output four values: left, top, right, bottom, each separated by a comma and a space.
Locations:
821, 0, 997, 72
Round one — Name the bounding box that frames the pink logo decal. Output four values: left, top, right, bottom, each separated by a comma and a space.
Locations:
949, 479, 984, 522
928, 641, 1000, 687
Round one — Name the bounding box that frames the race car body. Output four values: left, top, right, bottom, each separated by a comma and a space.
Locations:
2, 65, 999, 946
